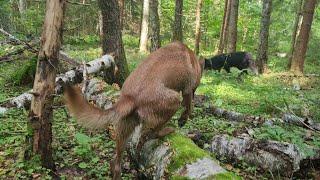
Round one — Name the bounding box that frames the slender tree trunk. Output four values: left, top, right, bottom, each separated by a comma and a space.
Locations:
98, 0, 129, 86
149, 0, 161, 52
173, 0, 183, 42
118, 0, 125, 30
194, 0, 203, 55
257, 0, 272, 74
139, 0, 150, 52
26, 0, 66, 170
226, 0, 239, 53
218, 0, 230, 54
290, 0, 316, 75
288, 0, 303, 69
223, 0, 232, 53
18, 0, 27, 15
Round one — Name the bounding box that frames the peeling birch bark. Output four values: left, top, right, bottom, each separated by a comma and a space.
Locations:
0, 55, 114, 110
209, 134, 320, 177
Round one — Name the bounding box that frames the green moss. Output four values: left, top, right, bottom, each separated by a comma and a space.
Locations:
171, 176, 191, 180
165, 133, 210, 173
210, 172, 242, 180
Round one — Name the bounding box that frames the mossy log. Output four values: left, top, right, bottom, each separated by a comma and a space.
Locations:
127, 126, 239, 179
209, 134, 320, 177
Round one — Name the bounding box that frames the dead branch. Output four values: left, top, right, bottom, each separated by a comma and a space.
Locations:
194, 94, 320, 132
0, 28, 38, 53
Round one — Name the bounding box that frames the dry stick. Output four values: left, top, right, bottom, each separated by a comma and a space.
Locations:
0, 44, 34, 62
282, 98, 319, 132
0, 28, 38, 53
0, 29, 80, 66
265, 99, 319, 133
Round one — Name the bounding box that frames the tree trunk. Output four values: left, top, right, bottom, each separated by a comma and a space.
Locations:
118, 0, 125, 30
18, 0, 27, 15
139, 0, 150, 52
149, 0, 161, 52
218, 0, 230, 54
98, 0, 129, 86
172, 0, 183, 42
226, 0, 239, 53
194, 0, 202, 55
257, 0, 272, 74
290, 0, 316, 75
288, 0, 304, 69
25, 0, 66, 170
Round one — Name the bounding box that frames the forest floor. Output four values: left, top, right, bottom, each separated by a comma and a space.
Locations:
0, 36, 320, 179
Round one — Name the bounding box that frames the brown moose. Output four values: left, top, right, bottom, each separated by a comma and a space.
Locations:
64, 42, 204, 179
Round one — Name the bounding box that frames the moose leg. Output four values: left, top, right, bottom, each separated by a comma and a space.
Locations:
137, 88, 180, 153
111, 117, 138, 180
178, 93, 192, 127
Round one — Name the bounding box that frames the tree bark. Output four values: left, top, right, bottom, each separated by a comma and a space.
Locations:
288, 0, 303, 69
210, 134, 320, 177
139, 0, 150, 52
149, 0, 161, 52
118, 0, 125, 30
98, 0, 129, 86
18, 0, 27, 15
194, 0, 202, 55
257, 0, 272, 74
226, 0, 239, 53
218, 0, 230, 54
290, 0, 316, 75
25, 0, 66, 170
172, 0, 183, 42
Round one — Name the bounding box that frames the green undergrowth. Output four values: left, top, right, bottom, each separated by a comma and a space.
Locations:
7, 56, 37, 85
1, 38, 319, 179
197, 67, 320, 121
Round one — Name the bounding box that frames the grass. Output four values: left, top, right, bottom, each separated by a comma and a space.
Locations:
1, 35, 319, 179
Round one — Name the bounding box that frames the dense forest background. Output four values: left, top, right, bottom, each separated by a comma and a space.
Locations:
1, 0, 319, 62
0, 0, 320, 179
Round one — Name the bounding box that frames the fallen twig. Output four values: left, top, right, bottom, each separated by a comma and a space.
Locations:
0, 28, 38, 53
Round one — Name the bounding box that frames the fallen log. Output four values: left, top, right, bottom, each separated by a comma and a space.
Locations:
127, 128, 236, 179
209, 134, 320, 177
0, 55, 114, 111
208, 106, 320, 132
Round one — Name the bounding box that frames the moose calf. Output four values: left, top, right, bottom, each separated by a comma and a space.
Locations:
64, 42, 204, 179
